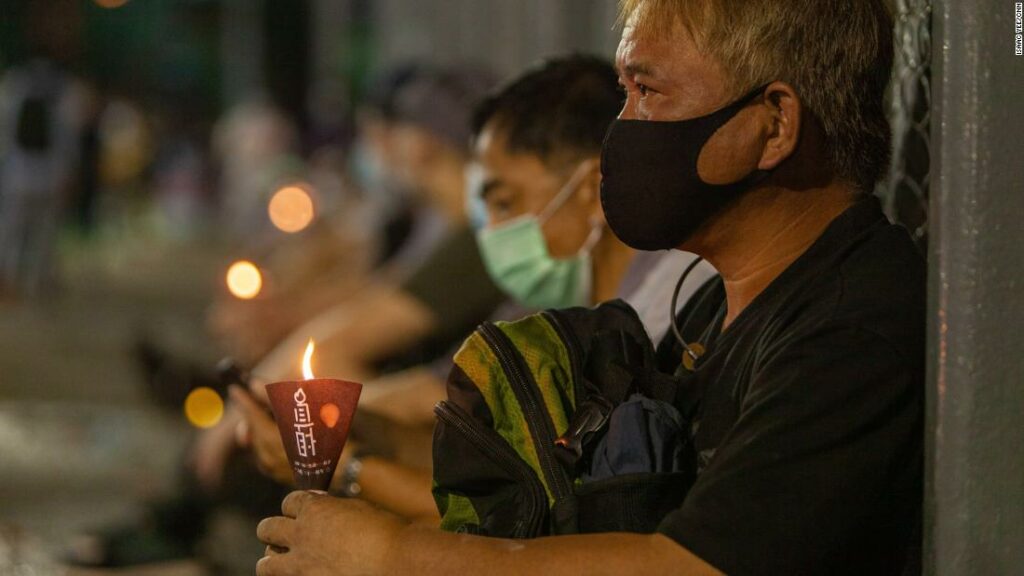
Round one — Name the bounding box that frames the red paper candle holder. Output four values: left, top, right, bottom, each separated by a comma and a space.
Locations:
265, 378, 362, 491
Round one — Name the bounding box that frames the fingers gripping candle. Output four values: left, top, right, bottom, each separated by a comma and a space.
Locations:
265, 339, 362, 491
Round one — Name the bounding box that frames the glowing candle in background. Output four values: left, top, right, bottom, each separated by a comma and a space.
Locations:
268, 184, 315, 234
184, 387, 224, 429
225, 260, 263, 299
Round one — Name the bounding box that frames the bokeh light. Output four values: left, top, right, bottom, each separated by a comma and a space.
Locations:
184, 387, 224, 429
226, 260, 263, 299
268, 185, 315, 233
94, 0, 131, 9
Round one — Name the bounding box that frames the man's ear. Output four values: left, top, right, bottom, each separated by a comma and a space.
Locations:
758, 81, 802, 171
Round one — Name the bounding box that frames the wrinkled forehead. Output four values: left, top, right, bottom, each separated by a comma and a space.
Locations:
615, 13, 718, 91
615, 19, 667, 79
621, 0, 711, 45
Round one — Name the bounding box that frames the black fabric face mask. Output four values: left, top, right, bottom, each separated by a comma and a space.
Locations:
600, 85, 771, 251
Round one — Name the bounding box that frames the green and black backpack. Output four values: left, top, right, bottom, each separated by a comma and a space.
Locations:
432, 299, 702, 537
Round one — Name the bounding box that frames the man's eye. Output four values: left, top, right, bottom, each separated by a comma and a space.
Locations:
487, 199, 513, 217
637, 83, 650, 97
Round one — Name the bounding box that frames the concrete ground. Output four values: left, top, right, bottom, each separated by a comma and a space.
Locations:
0, 235, 263, 575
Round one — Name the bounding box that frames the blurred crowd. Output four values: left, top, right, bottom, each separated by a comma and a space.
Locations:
1, 2, 707, 567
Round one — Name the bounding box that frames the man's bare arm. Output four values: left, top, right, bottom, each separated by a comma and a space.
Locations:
358, 458, 438, 521
256, 492, 724, 576
253, 284, 437, 386
387, 524, 723, 576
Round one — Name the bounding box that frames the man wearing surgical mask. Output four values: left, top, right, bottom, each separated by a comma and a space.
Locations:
472, 56, 711, 342
473, 122, 631, 315
475, 157, 614, 310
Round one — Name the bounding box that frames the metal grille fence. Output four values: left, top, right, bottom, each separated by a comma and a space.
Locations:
880, 0, 933, 248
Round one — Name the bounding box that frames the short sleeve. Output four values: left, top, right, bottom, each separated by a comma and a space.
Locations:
658, 325, 923, 575
401, 227, 507, 347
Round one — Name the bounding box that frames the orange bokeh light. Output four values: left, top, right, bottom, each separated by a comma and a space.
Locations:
226, 260, 263, 299
184, 387, 224, 429
268, 185, 315, 233
94, 0, 131, 8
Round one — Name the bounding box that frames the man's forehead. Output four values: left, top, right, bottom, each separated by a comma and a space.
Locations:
474, 124, 547, 171
472, 123, 497, 159
615, 19, 685, 80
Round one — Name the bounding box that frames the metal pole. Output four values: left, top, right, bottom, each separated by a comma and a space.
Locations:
927, 0, 1024, 574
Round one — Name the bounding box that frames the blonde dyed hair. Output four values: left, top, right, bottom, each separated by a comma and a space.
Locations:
620, 0, 894, 190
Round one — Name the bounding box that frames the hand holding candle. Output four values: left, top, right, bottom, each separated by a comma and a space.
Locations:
265, 339, 362, 491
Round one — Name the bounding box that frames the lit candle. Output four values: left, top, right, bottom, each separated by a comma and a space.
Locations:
265, 339, 362, 491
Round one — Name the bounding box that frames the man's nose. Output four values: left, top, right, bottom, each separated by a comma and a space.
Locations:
618, 97, 638, 121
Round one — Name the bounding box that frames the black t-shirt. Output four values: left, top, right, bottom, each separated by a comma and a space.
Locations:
402, 225, 507, 345
373, 226, 507, 374
657, 196, 925, 575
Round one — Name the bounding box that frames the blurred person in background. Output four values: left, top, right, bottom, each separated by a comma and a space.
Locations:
151, 104, 213, 242
70, 81, 103, 238
233, 54, 714, 522
135, 67, 427, 408
65, 64, 504, 570
0, 0, 86, 298
205, 65, 445, 366
212, 96, 301, 242
242, 66, 501, 386
346, 64, 449, 275
93, 95, 156, 240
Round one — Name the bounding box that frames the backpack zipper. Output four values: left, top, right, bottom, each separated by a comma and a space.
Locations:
434, 400, 547, 537
479, 323, 575, 521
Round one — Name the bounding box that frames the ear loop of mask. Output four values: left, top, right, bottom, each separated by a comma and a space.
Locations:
537, 160, 603, 259
580, 214, 604, 252
537, 160, 596, 225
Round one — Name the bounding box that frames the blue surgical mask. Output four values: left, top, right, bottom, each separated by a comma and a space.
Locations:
349, 141, 407, 219
476, 162, 601, 309
464, 162, 489, 231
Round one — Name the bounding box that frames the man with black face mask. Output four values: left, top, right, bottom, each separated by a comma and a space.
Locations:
255, 1, 923, 574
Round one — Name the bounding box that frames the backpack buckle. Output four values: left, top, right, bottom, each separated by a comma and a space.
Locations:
554, 395, 614, 460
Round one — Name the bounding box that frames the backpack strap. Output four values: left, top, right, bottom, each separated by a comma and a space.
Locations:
554, 325, 652, 467
585, 329, 645, 403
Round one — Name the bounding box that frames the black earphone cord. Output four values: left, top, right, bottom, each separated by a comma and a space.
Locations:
669, 257, 724, 364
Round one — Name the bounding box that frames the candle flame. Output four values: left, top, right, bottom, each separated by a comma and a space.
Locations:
302, 338, 315, 380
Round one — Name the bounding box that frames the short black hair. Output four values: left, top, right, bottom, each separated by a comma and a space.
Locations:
362, 63, 428, 120
393, 66, 497, 149
471, 55, 622, 166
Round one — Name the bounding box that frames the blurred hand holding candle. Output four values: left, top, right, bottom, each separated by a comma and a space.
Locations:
265, 339, 362, 491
